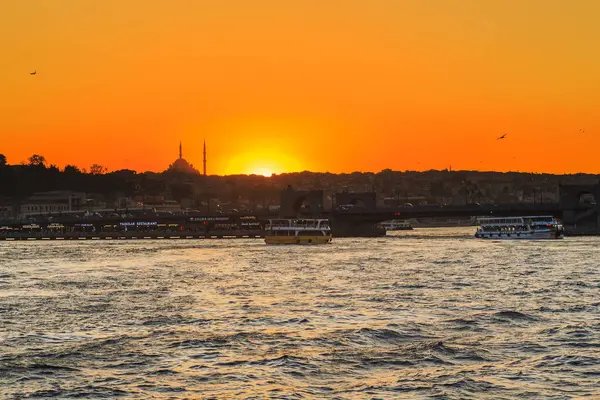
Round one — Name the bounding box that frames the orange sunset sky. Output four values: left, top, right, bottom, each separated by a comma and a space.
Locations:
1, 0, 599, 175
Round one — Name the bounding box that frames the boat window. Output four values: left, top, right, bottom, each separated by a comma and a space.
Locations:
298, 230, 324, 236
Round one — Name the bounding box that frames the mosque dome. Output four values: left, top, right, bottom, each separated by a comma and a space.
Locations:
166, 142, 200, 174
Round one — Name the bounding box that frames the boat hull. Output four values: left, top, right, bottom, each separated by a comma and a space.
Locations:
265, 235, 332, 245
475, 231, 563, 240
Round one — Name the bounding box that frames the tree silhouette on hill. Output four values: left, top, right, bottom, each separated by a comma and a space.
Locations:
28, 154, 46, 167
90, 164, 107, 175
0, 153, 598, 210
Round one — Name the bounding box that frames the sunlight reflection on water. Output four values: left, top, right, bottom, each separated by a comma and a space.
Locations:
1, 228, 599, 398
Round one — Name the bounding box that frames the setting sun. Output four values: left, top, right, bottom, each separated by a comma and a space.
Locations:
204, 116, 315, 175
241, 159, 286, 176
248, 168, 273, 177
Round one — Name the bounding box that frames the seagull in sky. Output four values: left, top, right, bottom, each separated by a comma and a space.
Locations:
30, 70, 36, 75
497, 133, 507, 140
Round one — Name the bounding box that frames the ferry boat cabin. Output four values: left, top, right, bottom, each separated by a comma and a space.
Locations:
475, 216, 564, 239
264, 219, 332, 245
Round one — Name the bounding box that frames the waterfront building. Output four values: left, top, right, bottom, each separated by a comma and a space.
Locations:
19, 191, 87, 217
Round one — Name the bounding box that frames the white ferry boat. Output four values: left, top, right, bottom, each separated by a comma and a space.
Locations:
475, 216, 564, 239
264, 219, 332, 245
380, 220, 413, 231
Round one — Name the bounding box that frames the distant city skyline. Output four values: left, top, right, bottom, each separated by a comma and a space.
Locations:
1, 1, 599, 175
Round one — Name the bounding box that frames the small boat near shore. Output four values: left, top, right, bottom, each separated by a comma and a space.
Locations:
380, 220, 413, 231
264, 219, 332, 245
475, 216, 564, 239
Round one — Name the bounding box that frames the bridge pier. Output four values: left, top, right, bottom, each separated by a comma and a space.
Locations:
330, 217, 386, 238
559, 183, 600, 235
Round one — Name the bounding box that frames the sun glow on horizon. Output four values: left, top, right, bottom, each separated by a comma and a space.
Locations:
219, 137, 305, 176
239, 157, 294, 176
248, 167, 274, 177
223, 153, 301, 176
210, 116, 323, 175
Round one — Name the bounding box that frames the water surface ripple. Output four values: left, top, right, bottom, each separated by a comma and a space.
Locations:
1, 228, 599, 399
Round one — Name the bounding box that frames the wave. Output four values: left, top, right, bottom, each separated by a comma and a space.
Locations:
444, 318, 485, 332
214, 355, 318, 372
168, 330, 290, 349
150, 368, 179, 376
435, 377, 506, 393
0, 363, 79, 374
535, 354, 600, 368
141, 315, 210, 326
492, 310, 539, 321
357, 327, 430, 343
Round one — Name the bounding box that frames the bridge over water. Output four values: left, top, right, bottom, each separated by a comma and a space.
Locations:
0, 203, 577, 239
281, 185, 600, 236
1, 184, 598, 238
322, 203, 570, 237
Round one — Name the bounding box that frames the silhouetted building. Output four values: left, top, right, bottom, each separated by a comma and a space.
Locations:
167, 141, 200, 174
203, 139, 207, 176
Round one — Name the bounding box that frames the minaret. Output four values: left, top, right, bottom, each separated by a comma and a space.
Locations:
179, 141, 183, 159
203, 139, 207, 176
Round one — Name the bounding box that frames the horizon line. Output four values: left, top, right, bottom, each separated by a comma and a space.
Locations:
4, 162, 600, 177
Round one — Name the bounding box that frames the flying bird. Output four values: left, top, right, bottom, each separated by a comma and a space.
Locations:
30, 70, 36, 75
497, 133, 507, 140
